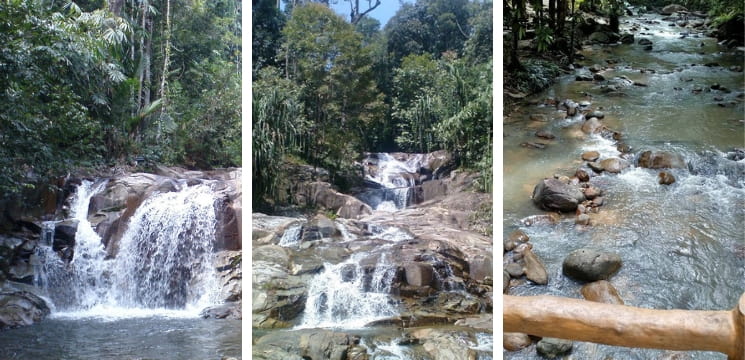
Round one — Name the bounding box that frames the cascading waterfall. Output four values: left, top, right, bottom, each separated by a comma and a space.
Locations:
107, 183, 219, 311
299, 224, 413, 329
35, 180, 220, 317
299, 252, 399, 329
358, 153, 426, 211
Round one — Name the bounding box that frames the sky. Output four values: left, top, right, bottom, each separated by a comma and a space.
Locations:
329, 0, 412, 27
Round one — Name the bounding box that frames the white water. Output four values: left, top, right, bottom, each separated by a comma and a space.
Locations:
37, 180, 221, 319
299, 224, 413, 329
362, 153, 427, 210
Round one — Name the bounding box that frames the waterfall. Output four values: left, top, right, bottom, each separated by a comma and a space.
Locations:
36, 180, 220, 317
358, 153, 427, 211
299, 252, 399, 329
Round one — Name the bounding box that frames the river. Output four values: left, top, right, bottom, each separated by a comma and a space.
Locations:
503, 10, 744, 359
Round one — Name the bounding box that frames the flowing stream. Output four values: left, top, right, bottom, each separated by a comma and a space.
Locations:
1, 180, 240, 359
504, 11, 744, 359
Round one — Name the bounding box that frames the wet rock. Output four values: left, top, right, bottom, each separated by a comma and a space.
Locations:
529, 114, 548, 122
563, 248, 622, 282
405, 262, 434, 287
508, 230, 530, 243
200, 301, 241, 319
588, 65, 603, 73
296, 182, 372, 219
617, 142, 632, 153
53, 219, 78, 251
588, 162, 604, 173
504, 332, 532, 351
0, 290, 51, 329
620, 33, 635, 44
581, 280, 624, 304
301, 214, 339, 242
535, 130, 556, 140
581, 117, 603, 134
581, 151, 600, 161
532, 178, 586, 212
503, 271, 510, 293
643, 45, 653, 51
583, 186, 602, 199
725, 148, 745, 161
637, 150, 686, 169
537, 338, 573, 358
516, 244, 548, 285
576, 74, 594, 81
638, 38, 653, 45
575, 169, 590, 182
730, 65, 744, 72
575, 214, 591, 226
255, 329, 351, 360
658, 171, 676, 185
504, 262, 524, 278
600, 158, 629, 173
593, 73, 606, 81
468, 254, 492, 282
420, 329, 480, 360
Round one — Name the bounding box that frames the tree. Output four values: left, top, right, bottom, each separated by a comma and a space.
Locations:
281, 3, 384, 177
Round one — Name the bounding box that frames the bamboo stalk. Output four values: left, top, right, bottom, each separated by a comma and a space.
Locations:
504, 293, 745, 360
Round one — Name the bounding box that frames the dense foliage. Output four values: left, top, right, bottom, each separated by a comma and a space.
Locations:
0, 0, 241, 195
252, 0, 493, 205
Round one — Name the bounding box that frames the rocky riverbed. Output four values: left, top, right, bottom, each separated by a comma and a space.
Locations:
252, 151, 493, 359
503, 4, 743, 359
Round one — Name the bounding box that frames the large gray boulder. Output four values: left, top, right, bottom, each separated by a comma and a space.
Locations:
660, 4, 687, 15
0, 290, 51, 329
532, 178, 586, 212
537, 337, 573, 358
563, 248, 622, 282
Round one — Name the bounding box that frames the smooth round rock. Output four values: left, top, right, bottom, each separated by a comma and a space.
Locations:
582, 151, 600, 161
563, 248, 622, 282
537, 338, 573, 359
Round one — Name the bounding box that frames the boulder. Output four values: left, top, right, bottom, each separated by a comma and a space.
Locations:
581, 280, 624, 304
200, 301, 241, 319
638, 150, 686, 169
0, 291, 51, 329
638, 38, 653, 45
535, 130, 556, 140
532, 178, 586, 212
658, 171, 676, 185
504, 333, 532, 351
255, 329, 351, 360
583, 186, 602, 199
296, 182, 373, 219
516, 244, 548, 285
581, 151, 600, 162
576, 169, 590, 182
563, 248, 622, 282
587, 110, 605, 119
582, 118, 603, 134
504, 262, 524, 278
537, 338, 573, 358
600, 158, 629, 173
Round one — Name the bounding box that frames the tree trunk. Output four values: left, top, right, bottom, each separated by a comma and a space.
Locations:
158, 0, 172, 140
549, 0, 556, 28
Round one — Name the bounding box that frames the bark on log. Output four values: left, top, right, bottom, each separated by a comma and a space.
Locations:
504, 293, 745, 360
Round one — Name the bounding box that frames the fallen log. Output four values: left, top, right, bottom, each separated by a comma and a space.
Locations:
504, 293, 745, 360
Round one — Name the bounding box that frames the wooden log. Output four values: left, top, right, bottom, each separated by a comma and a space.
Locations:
504, 293, 745, 360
